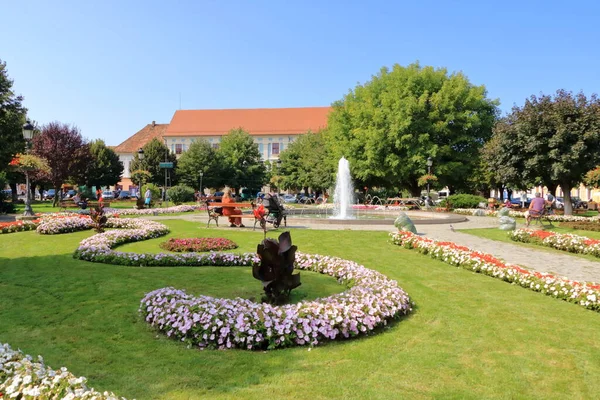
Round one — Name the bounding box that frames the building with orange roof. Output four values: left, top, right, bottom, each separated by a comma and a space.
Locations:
114, 107, 332, 190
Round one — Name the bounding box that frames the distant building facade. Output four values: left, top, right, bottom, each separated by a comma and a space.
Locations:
114, 107, 331, 190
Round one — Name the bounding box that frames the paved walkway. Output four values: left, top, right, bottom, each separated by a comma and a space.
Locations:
161, 212, 600, 284
4, 210, 599, 283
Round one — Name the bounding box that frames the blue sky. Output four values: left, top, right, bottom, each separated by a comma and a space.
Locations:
2, 0, 599, 146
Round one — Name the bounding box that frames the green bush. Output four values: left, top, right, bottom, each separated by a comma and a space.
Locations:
167, 185, 195, 205
559, 221, 600, 232
446, 194, 487, 209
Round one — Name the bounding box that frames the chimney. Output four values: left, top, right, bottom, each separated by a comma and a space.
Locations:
152, 121, 156, 127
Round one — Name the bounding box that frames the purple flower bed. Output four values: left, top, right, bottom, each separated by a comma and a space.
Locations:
140, 252, 412, 350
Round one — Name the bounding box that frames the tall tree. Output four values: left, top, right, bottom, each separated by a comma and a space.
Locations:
0, 59, 27, 172
86, 139, 124, 189
32, 122, 91, 206
324, 62, 498, 196
217, 128, 266, 192
129, 138, 177, 187
279, 131, 335, 193
492, 90, 600, 214
176, 139, 223, 191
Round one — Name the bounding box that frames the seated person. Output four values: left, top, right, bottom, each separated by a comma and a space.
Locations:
525, 193, 546, 226
222, 187, 244, 228
503, 198, 512, 208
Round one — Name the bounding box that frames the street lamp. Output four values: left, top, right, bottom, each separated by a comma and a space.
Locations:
199, 171, 204, 196
426, 157, 433, 205
137, 148, 144, 196
277, 158, 282, 169
22, 120, 35, 216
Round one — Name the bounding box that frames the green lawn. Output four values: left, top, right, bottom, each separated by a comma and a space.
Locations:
460, 226, 600, 262
1, 219, 600, 399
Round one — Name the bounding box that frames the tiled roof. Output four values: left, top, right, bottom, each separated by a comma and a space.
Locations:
113, 123, 169, 154
164, 107, 331, 136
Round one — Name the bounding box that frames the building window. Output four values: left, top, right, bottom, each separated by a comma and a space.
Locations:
272, 143, 280, 155
259, 143, 264, 155
212, 143, 220, 149
268, 137, 273, 141
175, 144, 183, 154
257, 137, 263, 141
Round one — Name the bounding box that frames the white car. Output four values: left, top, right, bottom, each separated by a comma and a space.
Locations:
101, 191, 115, 200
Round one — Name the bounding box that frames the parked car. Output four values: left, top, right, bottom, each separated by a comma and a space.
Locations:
281, 194, 298, 203
118, 190, 131, 199
101, 191, 115, 200
510, 198, 531, 208
65, 190, 76, 199
208, 191, 224, 203
298, 194, 315, 204
44, 189, 56, 200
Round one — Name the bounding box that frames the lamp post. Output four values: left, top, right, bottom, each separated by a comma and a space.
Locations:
199, 171, 204, 196
22, 120, 35, 216
137, 148, 144, 197
426, 157, 433, 205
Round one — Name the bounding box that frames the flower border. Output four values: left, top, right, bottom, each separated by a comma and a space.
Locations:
453, 208, 599, 222
0, 343, 125, 399
509, 228, 600, 258
140, 251, 412, 350
160, 237, 239, 252
390, 231, 600, 311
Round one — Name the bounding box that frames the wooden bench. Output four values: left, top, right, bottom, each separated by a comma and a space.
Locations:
527, 207, 553, 228
204, 200, 260, 229
59, 201, 111, 211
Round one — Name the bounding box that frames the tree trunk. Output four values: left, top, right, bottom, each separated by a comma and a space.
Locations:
9, 183, 17, 202
53, 185, 60, 207
562, 183, 573, 215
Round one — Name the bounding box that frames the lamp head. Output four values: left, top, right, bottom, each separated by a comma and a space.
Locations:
138, 148, 145, 160
22, 120, 34, 141
426, 157, 433, 167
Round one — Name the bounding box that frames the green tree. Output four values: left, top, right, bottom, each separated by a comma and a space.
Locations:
491, 90, 600, 214
279, 131, 335, 193
176, 140, 223, 191
0, 59, 27, 173
324, 62, 498, 196
129, 138, 177, 186
217, 128, 266, 192
86, 139, 123, 189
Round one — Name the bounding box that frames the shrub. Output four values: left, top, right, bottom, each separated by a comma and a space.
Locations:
446, 194, 486, 209
167, 185, 195, 205
560, 221, 600, 232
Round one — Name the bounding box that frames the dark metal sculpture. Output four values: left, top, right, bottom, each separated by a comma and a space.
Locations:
254, 231, 301, 304
89, 204, 108, 233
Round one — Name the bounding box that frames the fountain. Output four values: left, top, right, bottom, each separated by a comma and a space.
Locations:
331, 157, 355, 219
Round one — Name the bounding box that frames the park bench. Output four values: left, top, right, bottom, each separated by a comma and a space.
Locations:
527, 207, 553, 228
204, 200, 261, 229
59, 201, 111, 212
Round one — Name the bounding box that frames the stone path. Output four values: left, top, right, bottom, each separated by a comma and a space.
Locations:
5, 209, 599, 283
164, 212, 600, 284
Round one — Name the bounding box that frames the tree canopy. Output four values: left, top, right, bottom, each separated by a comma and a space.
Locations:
324, 62, 499, 196
129, 138, 177, 187
218, 128, 266, 192
279, 131, 334, 193
487, 90, 600, 214
32, 122, 91, 205
176, 139, 223, 191
86, 140, 123, 189
0, 59, 27, 172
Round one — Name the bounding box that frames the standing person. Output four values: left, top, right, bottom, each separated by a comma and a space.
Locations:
222, 187, 244, 227
144, 187, 152, 207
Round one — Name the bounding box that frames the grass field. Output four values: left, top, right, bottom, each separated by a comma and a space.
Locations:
1, 219, 600, 399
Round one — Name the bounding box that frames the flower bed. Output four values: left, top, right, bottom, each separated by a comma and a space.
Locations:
140, 251, 412, 350
509, 229, 600, 258
0, 342, 125, 399
160, 237, 238, 252
390, 231, 600, 312
0, 219, 40, 234
37, 215, 94, 234
453, 208, 598, 222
